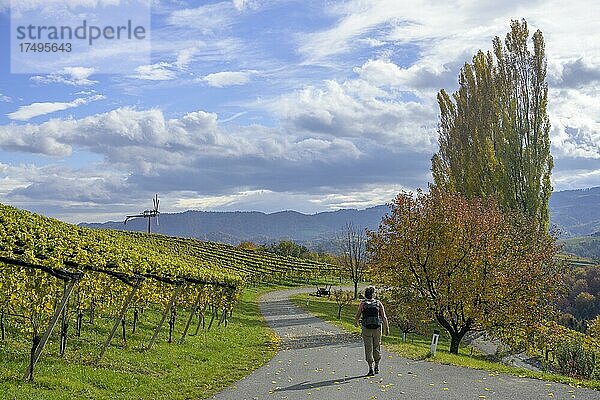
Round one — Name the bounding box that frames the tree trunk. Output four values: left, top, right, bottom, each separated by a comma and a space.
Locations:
449, 334, 462, 354
436, 314, 471, 355
337, 305, 342, 319
354, 281, 358, 300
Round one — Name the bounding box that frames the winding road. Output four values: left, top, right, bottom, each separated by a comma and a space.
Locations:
211, 288, 598, 399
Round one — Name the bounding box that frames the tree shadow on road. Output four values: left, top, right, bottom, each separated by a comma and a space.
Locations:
274, 375, 365, 392
266, 315, 323, 328
280, 332, 361, 350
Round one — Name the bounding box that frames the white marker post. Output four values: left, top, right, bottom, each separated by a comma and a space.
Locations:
430, 330, 440, 356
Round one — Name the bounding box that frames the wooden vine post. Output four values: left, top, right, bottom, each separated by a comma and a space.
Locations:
59, 280, 68, 355
147, 278, 184, 351
132, 308, 139, 334
98, 273, 145, 362
179, 289, 203, 344
23, 267, 83, 381
1, 309, 5, 341
76, 309, 83, 337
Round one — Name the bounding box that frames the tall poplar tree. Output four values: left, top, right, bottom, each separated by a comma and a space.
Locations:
431, 19, 553, 230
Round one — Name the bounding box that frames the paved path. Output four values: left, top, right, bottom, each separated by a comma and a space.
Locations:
212, 288, 598, 400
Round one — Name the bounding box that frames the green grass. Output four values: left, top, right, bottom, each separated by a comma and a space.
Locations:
0, 285, 280, 400
290, 292, 600, 391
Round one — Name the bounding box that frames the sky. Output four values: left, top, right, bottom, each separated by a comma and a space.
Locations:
0, 0, 599, 223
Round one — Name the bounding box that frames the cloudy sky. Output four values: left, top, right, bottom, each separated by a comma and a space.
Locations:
0, 0, 599, 223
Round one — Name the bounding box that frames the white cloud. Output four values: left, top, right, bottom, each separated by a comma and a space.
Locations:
357, 37, 386, 47
202, 70, 258, 87
232, 0, 260, 11
549, 86, 600, 160
297, 0, 514, 65
0, 93, 11, 102
553, 169, 600, 191
551, 59, 600, 88
294, 0, 600, 186
297, 1, 600, 126
31, 67, 97, 86
129, 45, 204, 81
0, 123, 72, 156
168, 2, 237, 33
0, 162, 407, 220
0, 161, 140, 223
175, 189, 271, 209
268, 66, 437, 151
297, 2, 385, 62
174, 46, 199, 70
129, 63, 177, 81
0, 106, 361, 165
6, 95, 105, 121
307, 183, 412, 210
6, 164, 128, 203
220, 111, 248, 123
354, 58, 456, 91
74, 90, 98, 96
3, 0, 600, 221
1, 105, 421, 212
0, 163, 35, 195
172, 183, 407, 213
353, 59, 411, 87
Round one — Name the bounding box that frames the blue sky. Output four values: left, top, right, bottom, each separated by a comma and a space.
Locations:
0, 0, 599, 223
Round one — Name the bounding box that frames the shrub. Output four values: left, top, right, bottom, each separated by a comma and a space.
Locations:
587, 315, 600, 339
555, 338, 597, 379
332, 289, 354, 319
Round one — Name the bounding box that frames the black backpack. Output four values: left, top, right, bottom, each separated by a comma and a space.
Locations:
361, 299, 381, 329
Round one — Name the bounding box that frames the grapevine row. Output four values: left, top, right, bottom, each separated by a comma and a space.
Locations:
0, 203, 338, 380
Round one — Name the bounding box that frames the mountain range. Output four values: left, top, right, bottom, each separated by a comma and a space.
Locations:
549, 186, 600, 237
82, 205, 389, 251
81, 187, 600, 251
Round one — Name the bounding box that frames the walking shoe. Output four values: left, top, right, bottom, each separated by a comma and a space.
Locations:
374, 365, 379, 374
367, 368, 374, 376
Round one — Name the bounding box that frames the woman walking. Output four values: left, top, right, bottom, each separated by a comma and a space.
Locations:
354, 286, 389, 376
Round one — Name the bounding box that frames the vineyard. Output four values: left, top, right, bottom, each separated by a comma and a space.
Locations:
0, 203, 337, 382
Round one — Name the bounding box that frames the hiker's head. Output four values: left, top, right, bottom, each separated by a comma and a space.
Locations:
365, 286, 375, 299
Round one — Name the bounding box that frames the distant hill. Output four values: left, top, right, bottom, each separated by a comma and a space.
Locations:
80, 206, 390, 251
560, 236, 600, 262
549, 187, 600, 237
80, 187, 600, 251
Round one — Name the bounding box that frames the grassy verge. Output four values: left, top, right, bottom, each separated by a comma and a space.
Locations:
290, 292, 600, 391
0, 285, 280, 400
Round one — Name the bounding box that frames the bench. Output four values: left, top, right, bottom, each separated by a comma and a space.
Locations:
315, 284, 332, 297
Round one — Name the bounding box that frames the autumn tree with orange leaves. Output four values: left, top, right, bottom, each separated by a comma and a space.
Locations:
367, 188, 562, 354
